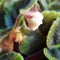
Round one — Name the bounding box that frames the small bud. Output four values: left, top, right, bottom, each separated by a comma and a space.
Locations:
15, 27, 23, 44
23, 11, 43, 31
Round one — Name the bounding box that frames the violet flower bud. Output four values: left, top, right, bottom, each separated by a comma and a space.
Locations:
23, 11, 43, 31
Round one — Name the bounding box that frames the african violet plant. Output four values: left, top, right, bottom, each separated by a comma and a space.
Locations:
0, 0, 60, 60
0, 0, 44, 60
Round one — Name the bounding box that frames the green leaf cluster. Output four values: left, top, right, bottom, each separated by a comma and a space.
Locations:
44, 18, 60, 60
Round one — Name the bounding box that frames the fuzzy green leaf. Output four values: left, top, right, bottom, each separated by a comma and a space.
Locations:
19, 31, 43, 55
44, 18, 60, 60
47, 18, 60, 48
20, 0, 37, 14
0, 52, 24, 60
